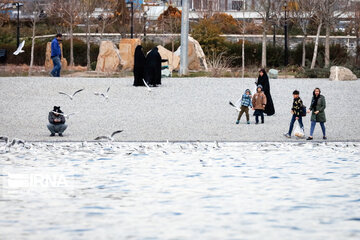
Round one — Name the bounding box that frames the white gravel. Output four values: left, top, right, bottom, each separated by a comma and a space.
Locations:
0, 77, 359, 142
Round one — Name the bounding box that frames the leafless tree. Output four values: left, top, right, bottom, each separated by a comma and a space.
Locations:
0, 0, 11, 27
355, 1, 360, 66
291, 0, 318, 67
49, 0, 82, 67
96, 0, 118, 38
27, 0, 43, 76
253, 0, 286, 68
81, 0, 99, 70
319, 0, 351, 68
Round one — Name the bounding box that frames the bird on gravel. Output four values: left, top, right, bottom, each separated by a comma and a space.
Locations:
58, 88, 84, 100
0, 136, 9, 144
94, 130, 123, 142
94, 87, 110, 100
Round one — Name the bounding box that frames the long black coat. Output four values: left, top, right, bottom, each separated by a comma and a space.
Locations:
257, 73, 275, 116
144, 47, 162, 86
133, 45, 146, 86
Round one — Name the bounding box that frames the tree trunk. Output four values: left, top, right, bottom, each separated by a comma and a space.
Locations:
86, 12, 91, 71
356, 22, 360, 66
311, 21, 322, 69
101, 20, 106, 38
324, 22, 330, 68
70, 20, 74, 67
29, 19, 36, 76
302, 33, 307, 67
261, 24, 267, 68
242, 14, 245, 79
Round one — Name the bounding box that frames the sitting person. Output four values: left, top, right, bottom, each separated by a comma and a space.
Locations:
47, 106, 67, 137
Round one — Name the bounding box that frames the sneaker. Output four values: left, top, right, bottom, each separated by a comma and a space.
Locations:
284, 133, 291, 138
323, 136, 327, 140
59, 133, 63, 137
306, 137, 313, 140
247, 121, 250, 124
236, 120, 239, 124
50, 133, 55, 137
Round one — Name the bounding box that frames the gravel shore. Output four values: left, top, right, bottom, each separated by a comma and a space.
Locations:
0, 77, 359, 142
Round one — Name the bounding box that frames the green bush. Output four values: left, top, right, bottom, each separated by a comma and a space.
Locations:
164, 40, 180, 52
295, 68, 330, 78
62, 38, 99, 66
90, 61, 97, 71
0, 39, 47, 65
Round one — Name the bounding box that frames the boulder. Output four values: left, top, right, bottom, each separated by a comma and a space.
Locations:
175, 36, 208, 71
329, 66, 358, 81
268, 69, 278, 79
118, 38, 141, 70
156, 45, 180, 72
96, 41, 123, 72
45, 42, 68, 71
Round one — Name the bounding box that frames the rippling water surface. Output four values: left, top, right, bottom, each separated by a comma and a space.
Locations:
0, 142, 360, 240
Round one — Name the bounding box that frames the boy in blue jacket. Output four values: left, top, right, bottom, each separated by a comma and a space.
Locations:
236, 89, 252, 124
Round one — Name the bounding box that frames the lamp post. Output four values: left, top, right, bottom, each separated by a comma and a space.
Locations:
13, 2, 24, 48
284, 1, 288, 66
143, 11, 147, 42
126, 1, 134, 38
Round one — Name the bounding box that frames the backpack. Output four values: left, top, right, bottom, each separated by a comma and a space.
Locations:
301, 105, 307, 117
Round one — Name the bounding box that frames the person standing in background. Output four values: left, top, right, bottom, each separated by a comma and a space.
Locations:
50, 33, 62, 77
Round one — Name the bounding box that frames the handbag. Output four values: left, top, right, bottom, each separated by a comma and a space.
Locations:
301, 105, 307, 117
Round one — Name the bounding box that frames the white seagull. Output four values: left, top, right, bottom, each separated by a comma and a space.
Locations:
52, 111, 77, 119
0, 136, 9, 144
229, 101, 240, 112
94, 87, 110, 100
13, 40, 25, 55
143, 79, 152, 92
59, 88, 84, 100
94, 130, 123, 141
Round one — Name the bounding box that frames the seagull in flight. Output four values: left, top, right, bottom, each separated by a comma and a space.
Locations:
94, 87, 110, 100
94, 130, 123, 141
52, 111, 77, 119
143, 79, 152, 92
58, 88, 84, 100
13, 40, 25, 55
229, 101, 240, 112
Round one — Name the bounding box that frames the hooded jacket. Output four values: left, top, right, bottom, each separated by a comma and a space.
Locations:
252, 87, 267, 110
237, 89, 252, 108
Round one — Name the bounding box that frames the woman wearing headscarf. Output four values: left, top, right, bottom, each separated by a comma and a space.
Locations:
306, 88, 327, 140
133, 45, 146, 86
256, 69, 275, 116
144, 47, 162, 86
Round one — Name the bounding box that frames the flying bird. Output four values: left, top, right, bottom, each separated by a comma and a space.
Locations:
58, 88, 84, 100
53, 111, 77, 119
229, 101, 240, 112
94, 87, 110, 100
94, 130, 123, 141
13, 40, 25, 55
143, 79, 152, 92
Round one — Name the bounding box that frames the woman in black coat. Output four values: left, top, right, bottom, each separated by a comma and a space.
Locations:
144, 47, 162, 86
133, 45, 146, 86
256, 69, 275, 116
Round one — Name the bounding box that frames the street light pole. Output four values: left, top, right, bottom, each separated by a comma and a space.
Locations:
284, 2, 288, 66
179, 0, 189, 76
143, 12, 147, 42
130, 1, 134, 39
16, 2, 20, 48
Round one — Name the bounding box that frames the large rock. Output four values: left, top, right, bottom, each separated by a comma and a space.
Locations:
268, 69, 278, 79
329, 66, 358, 81
45, 42, 68, 71
96, 41, 123, 72
156, 45, 180, 72
175, 36, 208, 71
118, 38, 141, 71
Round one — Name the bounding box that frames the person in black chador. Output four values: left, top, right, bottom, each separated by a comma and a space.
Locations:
256, 68, 275, 116
133, 45, 146, 86
144, 47, 162, 86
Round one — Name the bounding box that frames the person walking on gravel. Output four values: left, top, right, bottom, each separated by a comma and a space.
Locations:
50, 33, 62, 77
284, 90, 305, 138
252, 85, 267, 124
306, 88, 327, 140
236, 89, 252, 124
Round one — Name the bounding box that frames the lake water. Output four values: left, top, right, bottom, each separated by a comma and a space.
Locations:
0, 142, 360, 240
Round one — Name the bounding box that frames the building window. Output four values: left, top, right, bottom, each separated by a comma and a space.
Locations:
232, 1, 243, 11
